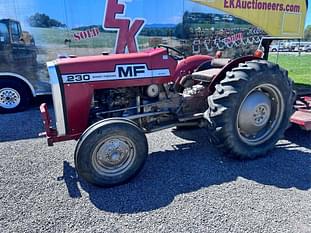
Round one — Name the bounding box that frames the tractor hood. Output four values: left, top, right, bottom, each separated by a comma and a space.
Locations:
192, 0, 308, 38
55, 48, 177, 75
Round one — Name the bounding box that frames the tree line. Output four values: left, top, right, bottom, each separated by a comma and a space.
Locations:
27, 12, 311, 41
305, 25, 311, 41
28, 13, 66, 28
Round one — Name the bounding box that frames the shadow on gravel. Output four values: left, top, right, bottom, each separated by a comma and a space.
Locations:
61, 127, 311, 214
57, 161, 82, 199
284, 125, 311, 150
0, 96, 53, 143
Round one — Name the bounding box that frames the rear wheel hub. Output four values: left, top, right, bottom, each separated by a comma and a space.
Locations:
237, 84, 284, 146
238, 91, 272, 135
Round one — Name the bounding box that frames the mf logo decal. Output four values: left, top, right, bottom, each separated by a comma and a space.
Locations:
118, 64, 146, 78
103, 0, 146, 54
62, 64, 170, 84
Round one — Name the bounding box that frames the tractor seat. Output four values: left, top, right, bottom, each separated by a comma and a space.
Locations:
191, 68, 221, 82
211, 58, 231, 68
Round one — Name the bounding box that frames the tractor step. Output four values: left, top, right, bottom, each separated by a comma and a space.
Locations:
178, 113, 204, 122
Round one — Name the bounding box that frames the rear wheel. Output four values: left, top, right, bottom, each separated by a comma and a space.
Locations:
75, 119, 148, 187
205, 60, 294, 159
0, 79, 31, 114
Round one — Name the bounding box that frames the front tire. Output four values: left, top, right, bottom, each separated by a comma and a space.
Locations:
205, 60, 294, 159
75, 119, 148, 187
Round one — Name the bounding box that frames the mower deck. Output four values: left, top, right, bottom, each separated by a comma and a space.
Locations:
290, 96, 311, 131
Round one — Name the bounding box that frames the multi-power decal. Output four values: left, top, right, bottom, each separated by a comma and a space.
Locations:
62, 64, 170, 84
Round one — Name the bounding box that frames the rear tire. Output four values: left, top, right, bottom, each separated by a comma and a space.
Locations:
75, 119, 148, 187
205, 60, 294, 159
0, 79, 32, 114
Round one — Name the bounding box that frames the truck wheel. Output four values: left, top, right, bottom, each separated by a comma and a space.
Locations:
0, 79, 31, 114
205, 60, 294, 159
74, 119, 148, 187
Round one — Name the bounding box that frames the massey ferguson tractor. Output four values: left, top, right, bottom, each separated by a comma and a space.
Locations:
40, 42, 311, 187
40, 0, 310, 187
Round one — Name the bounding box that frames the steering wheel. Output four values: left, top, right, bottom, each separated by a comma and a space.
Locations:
158, 44, 186, 60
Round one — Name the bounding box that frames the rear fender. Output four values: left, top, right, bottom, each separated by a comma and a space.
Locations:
207, 55, 260, 94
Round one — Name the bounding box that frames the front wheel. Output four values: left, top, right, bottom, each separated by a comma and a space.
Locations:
0, 79, 32, 114
205, 60, 294, 159
75, 119, 148, 187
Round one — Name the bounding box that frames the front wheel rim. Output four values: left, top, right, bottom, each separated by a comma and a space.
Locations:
91, 136, 136, 177
0, 88, 21, 109
236, 84, 285, 146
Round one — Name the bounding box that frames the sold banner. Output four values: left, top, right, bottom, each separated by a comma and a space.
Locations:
192, 0, 308, 38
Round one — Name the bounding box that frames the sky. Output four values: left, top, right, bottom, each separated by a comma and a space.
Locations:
0, 0, 225, 28
0, 0, 310, 28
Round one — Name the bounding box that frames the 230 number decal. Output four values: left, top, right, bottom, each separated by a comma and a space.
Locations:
66, 74, 91, 82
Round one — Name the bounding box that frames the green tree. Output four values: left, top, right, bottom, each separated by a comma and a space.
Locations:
28, 13, 66, 28
304, 25, 311, 41
175, 23, 191, 39
174, 11, 192, 39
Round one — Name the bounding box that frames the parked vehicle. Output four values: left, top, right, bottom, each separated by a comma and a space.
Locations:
287, 41, 311, 52
302, 44, 311, 52
0, 19, 50, 113
269, 42, 288, 52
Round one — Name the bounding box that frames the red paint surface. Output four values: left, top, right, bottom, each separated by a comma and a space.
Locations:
291, 111, 311, 131
63, 83, 93, 135
103, 0, 145, 53
58, 48, 175, 74
56, 48, 212, 137
291, 96, 311, 131
58, 47, 182, 136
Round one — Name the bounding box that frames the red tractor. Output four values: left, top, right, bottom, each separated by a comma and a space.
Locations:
40, 43, 310, 187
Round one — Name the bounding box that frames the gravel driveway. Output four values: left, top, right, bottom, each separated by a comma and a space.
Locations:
0, 102, 310, 233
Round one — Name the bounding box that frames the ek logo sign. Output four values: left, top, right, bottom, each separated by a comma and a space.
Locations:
103, 0, 145, 54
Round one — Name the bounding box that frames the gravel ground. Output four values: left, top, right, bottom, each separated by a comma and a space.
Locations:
0, 102, 310, 233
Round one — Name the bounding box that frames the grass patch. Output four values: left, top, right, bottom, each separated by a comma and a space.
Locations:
269, 54, 311, 85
